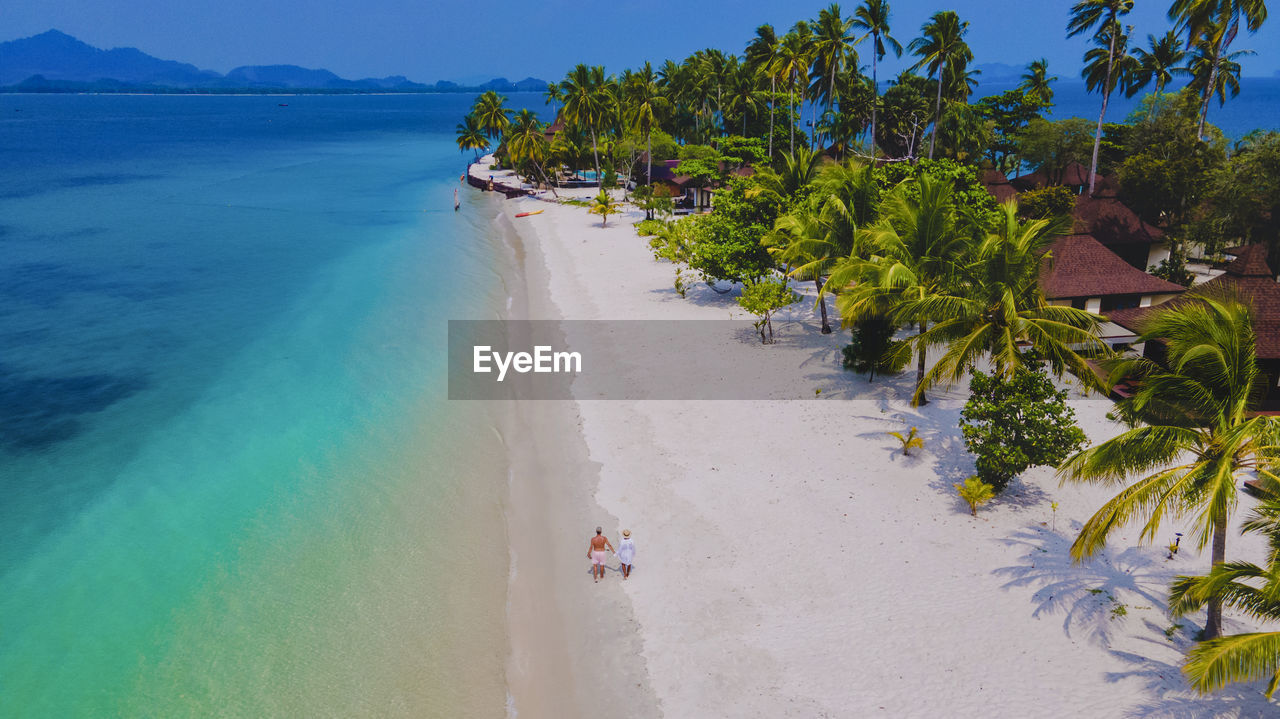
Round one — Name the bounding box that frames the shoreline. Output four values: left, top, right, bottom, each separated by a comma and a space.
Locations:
491, 194, 659, 717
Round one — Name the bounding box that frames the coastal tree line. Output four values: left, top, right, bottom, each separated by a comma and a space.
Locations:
458, 0, 1280, 699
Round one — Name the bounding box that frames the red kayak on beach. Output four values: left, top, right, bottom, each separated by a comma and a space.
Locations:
514, 209, 544, 218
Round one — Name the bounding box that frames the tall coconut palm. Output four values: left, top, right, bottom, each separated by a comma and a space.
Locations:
811, 4, 857, 150
545, 82, 562, 118
1129, 30, 1189, 116
700, 49, 737, 135
1082, 24, 1141, 115
1170, 0, 1268, 139
852, 0, 903, 157
1018, 59, 1058, 108
506, 109, 557, 197
745, 24, 782, 158
906, 202, 1107, 403
1059, 293, 1276, 639
472, 91, 512, 141
774, 24, 815, 156
455, 114, 489, 158
1067, 0, 1134, 195
1170, 496, 1280, 698
560, 64, 616, 189
908, 10, 973, 161
824, 175, 970, 405
724, 69, 764, 137
1187, 28, 1254, 118
625, 62, 668, 189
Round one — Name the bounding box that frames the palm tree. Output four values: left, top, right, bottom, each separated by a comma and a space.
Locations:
472, 90, 512, 141
560, 64, 616, 190
455, 114, 489, 159
824, 175, 970, 405
625, 62, 668, 190
811, 4, 857, 149
724, 69, 763, 137
506, 109, 557, 197
1018, 59, 1057, 108
657, 59, 693, 142
749, 146, 824, 201
769, 161, 878, 333
906, 202, 1107, 403
908, 10, 973, 161
852, 0, 903, 156
1067, 0, 1134, 196
700, 49, 736, 135
545, 82, 562, 118
774, 24, 815, 156
1129, 31, 1188, 117
1169, 0, 1268, 138
1170, 497, 1280, 698
1172, 496, 1280, 695
745, 24, 782, 158
588, 190, 622, 228
1059, 293, 1276, 639
1082, 23, 1141, 118
1187, 29, 1254, 119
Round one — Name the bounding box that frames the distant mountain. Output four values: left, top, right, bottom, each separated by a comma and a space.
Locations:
972, 62, 1026, 84
0, 30, 543, 93
0, 30, 217, 87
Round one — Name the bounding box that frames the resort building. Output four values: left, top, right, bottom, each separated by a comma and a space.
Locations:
1041, 233, 1186, 350
1107, 245, 1280, 409
1042, 233, 1185, 313
1070, 194, 1171, 271
1010, 162, 1108, 196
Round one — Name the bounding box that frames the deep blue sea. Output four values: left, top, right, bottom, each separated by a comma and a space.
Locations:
984, 78, 1280, 138
0, 93, 530, 716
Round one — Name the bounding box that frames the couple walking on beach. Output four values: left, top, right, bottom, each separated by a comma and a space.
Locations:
588, 526, 635, 582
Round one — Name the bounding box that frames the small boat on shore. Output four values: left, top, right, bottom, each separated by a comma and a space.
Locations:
514, 209, 544, 218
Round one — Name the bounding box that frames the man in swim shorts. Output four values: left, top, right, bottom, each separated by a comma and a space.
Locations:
587, 526, 614, 583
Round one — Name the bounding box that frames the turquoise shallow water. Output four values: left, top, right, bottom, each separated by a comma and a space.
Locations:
0, 95, 521, 716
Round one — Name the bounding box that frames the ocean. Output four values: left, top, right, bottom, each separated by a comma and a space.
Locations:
0, 94, 519, 716
982, 78, 1280, 139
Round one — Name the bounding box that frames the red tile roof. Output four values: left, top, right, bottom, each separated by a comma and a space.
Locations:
1072, 195, 1165, 246
1041, 234, 1187, 299
980, 170, 1017, 203
1107, 245, 1280, 359
1224, 244, 1274, 278
1011, 162, 1102, 192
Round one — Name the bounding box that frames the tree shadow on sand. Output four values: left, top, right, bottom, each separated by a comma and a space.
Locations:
1106, 631, 1277, 718
992, 526, 1170, 647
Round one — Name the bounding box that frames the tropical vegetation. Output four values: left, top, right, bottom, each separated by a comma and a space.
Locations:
454, 2, 1280, 699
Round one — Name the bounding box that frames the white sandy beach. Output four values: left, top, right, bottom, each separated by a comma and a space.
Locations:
474, 160, 1277, 718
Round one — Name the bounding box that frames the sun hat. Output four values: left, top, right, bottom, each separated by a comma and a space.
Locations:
622, 529, 631, 537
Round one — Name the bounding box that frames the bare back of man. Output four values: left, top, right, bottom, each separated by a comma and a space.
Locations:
587, 527, 613, 583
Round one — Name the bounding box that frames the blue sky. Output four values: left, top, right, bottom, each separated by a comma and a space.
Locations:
4, 0, 1278, 83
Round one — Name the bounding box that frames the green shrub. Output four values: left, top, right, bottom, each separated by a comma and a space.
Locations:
1018, 185, 1076, 220
959, 365, 1087, 492
738, 278, 799, 344
635, 219, 665, 237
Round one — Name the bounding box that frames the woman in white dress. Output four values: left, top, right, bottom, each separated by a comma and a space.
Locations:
616, 529, 635, 579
